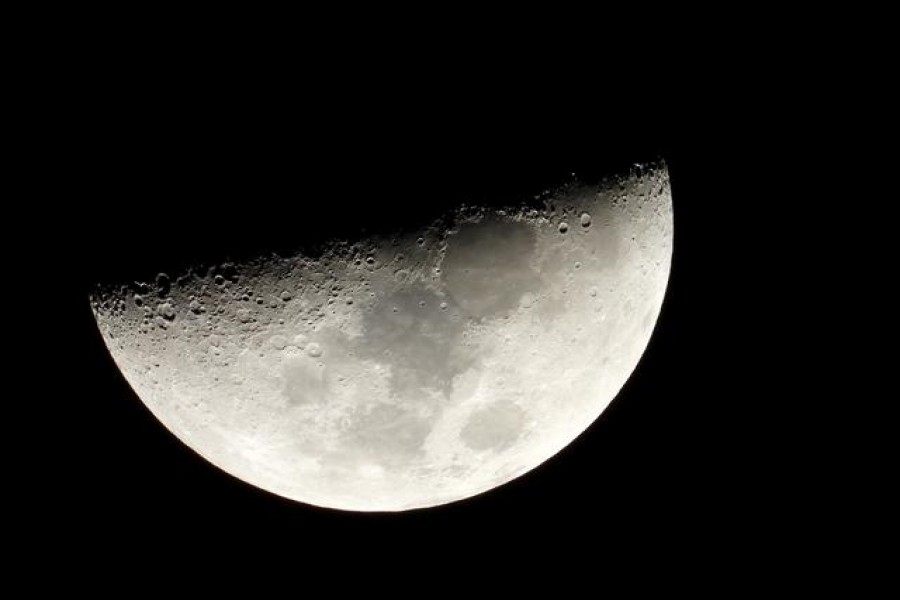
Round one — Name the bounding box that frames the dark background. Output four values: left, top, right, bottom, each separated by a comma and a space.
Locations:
27, 76, 764, 570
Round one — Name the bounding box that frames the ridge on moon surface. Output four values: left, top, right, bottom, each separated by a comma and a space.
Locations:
91, 163, 674, 511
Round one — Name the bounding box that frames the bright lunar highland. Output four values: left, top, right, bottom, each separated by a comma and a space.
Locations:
91, 163, 673, 511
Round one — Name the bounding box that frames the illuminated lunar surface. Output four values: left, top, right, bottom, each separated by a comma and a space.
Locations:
91, 164, 673, 511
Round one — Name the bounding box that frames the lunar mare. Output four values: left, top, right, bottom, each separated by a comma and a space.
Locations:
91, 164, 673, 511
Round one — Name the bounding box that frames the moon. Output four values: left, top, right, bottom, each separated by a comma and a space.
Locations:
91, 163, 673, 511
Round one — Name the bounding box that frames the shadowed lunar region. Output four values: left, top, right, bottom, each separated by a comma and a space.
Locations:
91, 163, 673, 511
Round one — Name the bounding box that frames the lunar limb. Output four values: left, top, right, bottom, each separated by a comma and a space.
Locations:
91, 164, 673, 511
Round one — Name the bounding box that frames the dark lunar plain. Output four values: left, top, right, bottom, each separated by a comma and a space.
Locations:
23, 93, 768, 574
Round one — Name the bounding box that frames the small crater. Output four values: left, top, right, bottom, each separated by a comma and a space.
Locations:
269, 334, 289, 350
157, 302, 176, 320
580, 212, 592, 228
156, 273, 171, 296
220, 263, 239, 282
